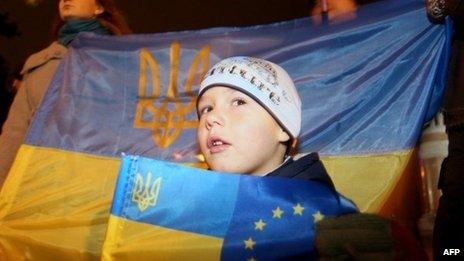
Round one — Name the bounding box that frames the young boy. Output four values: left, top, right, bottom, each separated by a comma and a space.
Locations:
196, 56, 427, 259
196, 56, 335, 191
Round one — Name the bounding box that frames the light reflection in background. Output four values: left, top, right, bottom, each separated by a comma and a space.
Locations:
25, 0, 41, 7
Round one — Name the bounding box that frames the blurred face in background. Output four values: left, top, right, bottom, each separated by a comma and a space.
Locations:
59, 0, 104, 21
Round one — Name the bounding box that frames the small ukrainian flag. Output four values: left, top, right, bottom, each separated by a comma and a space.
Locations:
102, 155, 357, 260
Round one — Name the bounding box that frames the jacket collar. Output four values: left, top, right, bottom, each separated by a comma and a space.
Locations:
266, 152, 337, 193
21, 42, 67, 75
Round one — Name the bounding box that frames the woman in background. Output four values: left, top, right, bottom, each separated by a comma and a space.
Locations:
0, 0, 131, 188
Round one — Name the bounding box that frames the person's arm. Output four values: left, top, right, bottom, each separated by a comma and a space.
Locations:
315, 213, 428, 260
446, 0, 464, 17
0, 77, 33, 188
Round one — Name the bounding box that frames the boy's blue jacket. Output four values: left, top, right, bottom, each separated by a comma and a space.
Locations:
266, 152, 336, 194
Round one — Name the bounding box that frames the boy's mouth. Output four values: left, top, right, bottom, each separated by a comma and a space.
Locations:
207, 136, 231, 154
62, 4, 73, 10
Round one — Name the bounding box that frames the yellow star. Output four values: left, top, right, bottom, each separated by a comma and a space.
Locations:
293, 203, 305, 216
272, 207, 284, 219
254, 219, 266, 231
244, 237, 256, 250
313, 211, 325, 223
247, 257, 257, 261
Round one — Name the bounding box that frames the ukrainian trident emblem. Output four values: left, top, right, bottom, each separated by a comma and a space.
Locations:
134, 42, 210, 148
132, 172, 162, 211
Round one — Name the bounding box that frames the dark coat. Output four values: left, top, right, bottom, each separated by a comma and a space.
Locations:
266, 152, 337, 194
443, 0, 464, 128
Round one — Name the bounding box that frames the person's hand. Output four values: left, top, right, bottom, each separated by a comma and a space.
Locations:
315, 213, 396, 260
426, 0, 464, 23
425, 0, 446, 23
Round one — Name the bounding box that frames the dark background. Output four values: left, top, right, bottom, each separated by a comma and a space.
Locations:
0, 0, 381, 72
2, 0, 315, 71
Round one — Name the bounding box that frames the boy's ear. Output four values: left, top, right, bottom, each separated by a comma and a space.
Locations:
277, 128, 290, 143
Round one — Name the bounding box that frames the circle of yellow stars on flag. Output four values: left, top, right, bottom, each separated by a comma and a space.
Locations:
243, 203, 325, 261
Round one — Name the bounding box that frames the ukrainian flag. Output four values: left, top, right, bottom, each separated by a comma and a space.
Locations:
102, 155, 356, 260
0, 0, 451, 259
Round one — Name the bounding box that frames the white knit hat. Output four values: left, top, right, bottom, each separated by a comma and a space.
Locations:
198, 56, 301, 139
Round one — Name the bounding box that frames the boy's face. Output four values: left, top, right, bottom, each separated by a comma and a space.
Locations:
197, 86, 289, 175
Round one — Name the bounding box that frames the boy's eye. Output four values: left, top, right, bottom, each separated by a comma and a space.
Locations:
199, 106, 212, 115
232, 98, 246, 106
